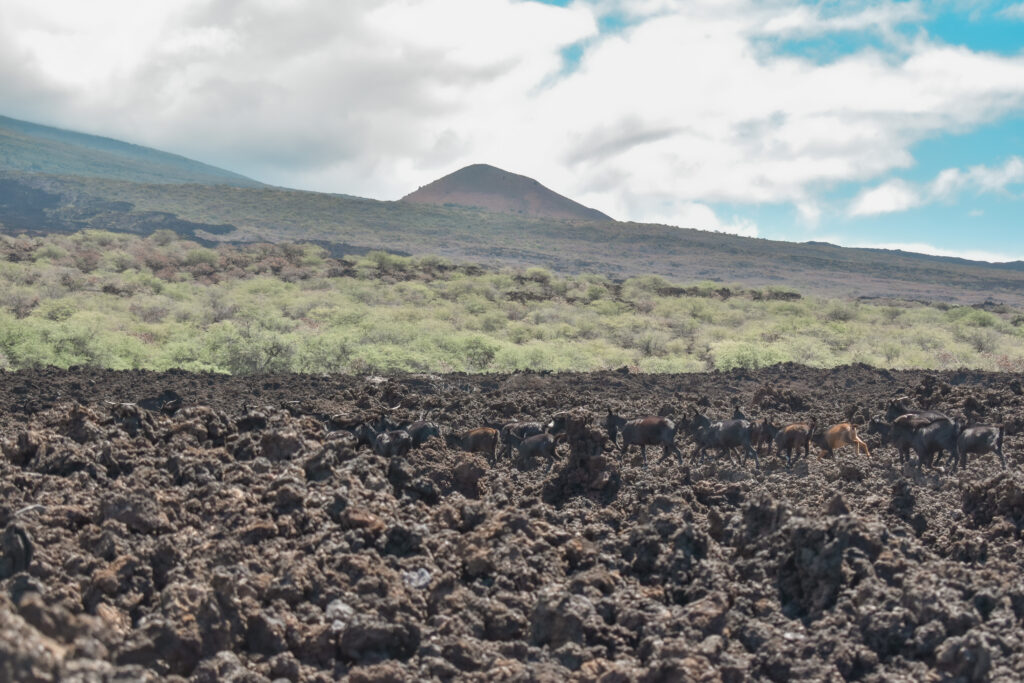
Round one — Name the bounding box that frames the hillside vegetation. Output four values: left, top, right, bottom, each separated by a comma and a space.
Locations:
3, 115, 1024, 308
1, 230, 1023, 375
5, 170, 1024, 306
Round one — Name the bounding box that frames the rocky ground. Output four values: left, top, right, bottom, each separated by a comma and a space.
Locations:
1, 364, 1022, 682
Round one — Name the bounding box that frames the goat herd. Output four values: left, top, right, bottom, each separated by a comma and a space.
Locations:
334, 395, 1008, 474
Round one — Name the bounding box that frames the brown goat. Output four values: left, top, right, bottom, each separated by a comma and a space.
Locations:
450, 427, 499, 461
606, 410, 682, 467
774, 418, 817, 467
813, 422, 870, 459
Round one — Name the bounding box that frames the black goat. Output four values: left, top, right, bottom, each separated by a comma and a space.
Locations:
884, 397, 950, 424
687, 410, 759, 469
957, 424, 1005, 470
515, 432, 566, 470
373, 430, 412, 457
868, 413, 960, 469
404, 421, 441, 448
501, 421, 547, 459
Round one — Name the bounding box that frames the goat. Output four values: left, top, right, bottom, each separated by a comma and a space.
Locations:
328, 414, 379, 448
547, 411, 577, 436
884, 397, 950, 425
373, 429, 412, 458
773, 418, 817, 467
687, 410, 759, 469
404, 421, 441, 448
721, 416, 776, 459
349, 422, 379, 449
812, 422, 870, 459
605, 409, 682, 467
501, 421, 547, 460
869, 413, 959, 469
868, 417, 910, 461
515, 432, 567, 470
877, 398, 960, 468
448, 427, 500, 461
957, 424, 1005, 471
900, 414, 961, 469
751, 418, 779, 456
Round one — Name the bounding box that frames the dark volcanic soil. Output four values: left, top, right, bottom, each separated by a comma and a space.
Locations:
1, 365, 1023, 682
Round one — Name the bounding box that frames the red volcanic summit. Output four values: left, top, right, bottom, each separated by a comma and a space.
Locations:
401, 163, 613, 222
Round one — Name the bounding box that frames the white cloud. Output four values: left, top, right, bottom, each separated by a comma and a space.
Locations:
720, 217, 760, 238
848, 179, 922, 216
997, 3, 1024, 20
760, 1, 924, 38
626, 200, 758, 237
678, 205, 759, 238
2, 0, 1024, 231
813, 236, 1022, 263
796, 201, 822, 227
849, 156, 1024, 216
931, 156, 1024, 197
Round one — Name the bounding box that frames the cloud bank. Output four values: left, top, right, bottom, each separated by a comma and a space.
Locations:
3, 0, 1024, 236
849, 156, 1024, 216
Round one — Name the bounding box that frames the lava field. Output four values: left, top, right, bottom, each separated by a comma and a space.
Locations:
1, 365, 1023, 682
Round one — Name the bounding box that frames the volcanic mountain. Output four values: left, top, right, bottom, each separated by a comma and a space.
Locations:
0, 114, 261, 187
401, 163, 613, 222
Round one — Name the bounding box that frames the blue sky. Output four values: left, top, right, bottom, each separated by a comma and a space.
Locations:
2, 0, 1023, 261
775, 1, 1024, 260
531, 0, 1024, 261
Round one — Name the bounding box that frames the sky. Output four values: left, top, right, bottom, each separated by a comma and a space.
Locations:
2, 0, 1024, 261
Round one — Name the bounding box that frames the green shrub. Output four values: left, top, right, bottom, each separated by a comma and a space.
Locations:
36, 299, 77, 322
461, 336, 499, 370
207, 323, 296, 375
147, 229, 178, 246
365, 250, 412, 275
479, 312, 508, 332
957, 327, 999, 353
33, 244, 69, 262
585, 284, 607, 302
711, 341, 787, 371
824, 302, 858, 322
184, 247, 219, 267
523, 266, 553, 286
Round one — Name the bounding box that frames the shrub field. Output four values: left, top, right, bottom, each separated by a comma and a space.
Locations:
1, 230, 1023, 375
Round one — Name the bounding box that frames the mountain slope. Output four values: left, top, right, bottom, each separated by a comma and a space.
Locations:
5, 170, 1024, 305
0, 114, 261, 187
402, 163, 612, 221
1, 117, 1023, 305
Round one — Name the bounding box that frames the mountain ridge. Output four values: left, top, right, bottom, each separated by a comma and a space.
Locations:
0, 114, 261, 187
